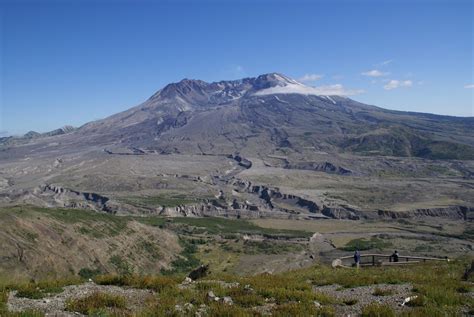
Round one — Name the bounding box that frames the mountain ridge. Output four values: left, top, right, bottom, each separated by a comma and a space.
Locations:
0, 73, 472, 220
1, 73, 473, 161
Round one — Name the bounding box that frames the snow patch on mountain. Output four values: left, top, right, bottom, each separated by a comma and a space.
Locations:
254, 82, 322, 96
325, 96, 337, 104
255, 82, 363, 97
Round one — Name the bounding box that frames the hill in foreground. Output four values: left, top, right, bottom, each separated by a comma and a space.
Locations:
0, 204, 471, 316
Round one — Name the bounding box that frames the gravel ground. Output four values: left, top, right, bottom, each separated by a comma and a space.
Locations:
313, 283, 413, 316
7, 282, 154, 316
7, 281, 472, 316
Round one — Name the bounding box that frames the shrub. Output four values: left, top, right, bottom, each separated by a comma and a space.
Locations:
139, 241, 161, 259
14, 278, 80, 299
225, 287, 266, 307
161, 238, 200, 275
0, 289, 8, 312
456, 284, 472, 293
207, 302, 251, 316
242, 240, 303, 255
94, 274, 128, 286
361, 303, 396, 317
405, 295, 427, 307
130, 275, 177, 292
65, 292, 126, 314
272, 302, 335, 317
343, 298, 358, 305
78, 268, 102, 280
94, 274, 177, 293
372, 287, 394, 296
415, 284, 463, 306
399, 305, 461, 317
109, 255, 134, 275
341, 237, 392, 251
15, 285, 46, 300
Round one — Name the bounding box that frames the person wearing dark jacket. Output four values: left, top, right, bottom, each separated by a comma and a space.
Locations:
391, 250, 399, 262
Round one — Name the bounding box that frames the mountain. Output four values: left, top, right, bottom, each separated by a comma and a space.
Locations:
5, 73, 473, 159
0, 125, 76, 147
75, 73, 474, 159
0, 73, 473, 219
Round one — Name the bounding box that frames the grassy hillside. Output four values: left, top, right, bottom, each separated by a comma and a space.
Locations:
0, 206, 182, 281
0, 205, 472, 316
0, 206, 311, 281
342, 126, 474, 160
1, 260, 472, 316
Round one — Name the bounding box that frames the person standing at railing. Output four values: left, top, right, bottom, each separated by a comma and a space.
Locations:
354, 250, 361, 268
391, 250, 399, 262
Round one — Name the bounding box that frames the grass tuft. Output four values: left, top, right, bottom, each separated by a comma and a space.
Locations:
361, 303, 396, 317
372, 287, 394, 296
65, 292, 126, 314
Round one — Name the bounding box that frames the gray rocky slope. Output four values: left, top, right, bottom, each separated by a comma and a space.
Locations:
0, 73, 473, 219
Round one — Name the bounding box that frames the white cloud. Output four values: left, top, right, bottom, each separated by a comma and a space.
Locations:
0, 131, 9, 137
384, 79, 413, 90
464, 84, 474, 89
229, 65, 246, 78
362, 69, 389, 77
312, 84, 364, 96
255, 82, 364, 96
377, 59, 393, 66
298, 73, 324, 82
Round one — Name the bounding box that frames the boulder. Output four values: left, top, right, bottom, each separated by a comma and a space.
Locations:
188, 264, 209, 280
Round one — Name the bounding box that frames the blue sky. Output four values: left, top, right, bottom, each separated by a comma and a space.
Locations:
1, 0, 473, 135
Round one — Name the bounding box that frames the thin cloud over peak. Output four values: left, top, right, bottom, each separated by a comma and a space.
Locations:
312, 84, 364, 96
231, 65, 246, 77
255, 82, 364, 96
362, 69, 389, 77
298, 73, 324, 82
384, 79, 413, 90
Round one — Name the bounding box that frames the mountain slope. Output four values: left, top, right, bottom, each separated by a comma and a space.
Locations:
3, 73, 472, 160
79, 73, 474, 159
0, 73, 473, 218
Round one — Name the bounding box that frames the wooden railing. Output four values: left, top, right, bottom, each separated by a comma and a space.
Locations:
333, 254, 449, 267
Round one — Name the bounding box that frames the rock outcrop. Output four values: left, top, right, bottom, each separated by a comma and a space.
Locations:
286, 162, 352, 175
373, 206, 472, 220
30, 184, 113, 212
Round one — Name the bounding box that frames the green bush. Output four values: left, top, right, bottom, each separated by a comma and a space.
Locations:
273, 302, 335, 317
405, 295, 427, 307
65, 292, 126, 314
361, 303, 396, 317
343, 298, 358, 305
78, 268, 102, 280
14, 278, 80, 299
94, 274, 177, 293
161, 238, 200, 275
109, 255, 134, 275
372, 287, 394, 296
341, 237, 392, 251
